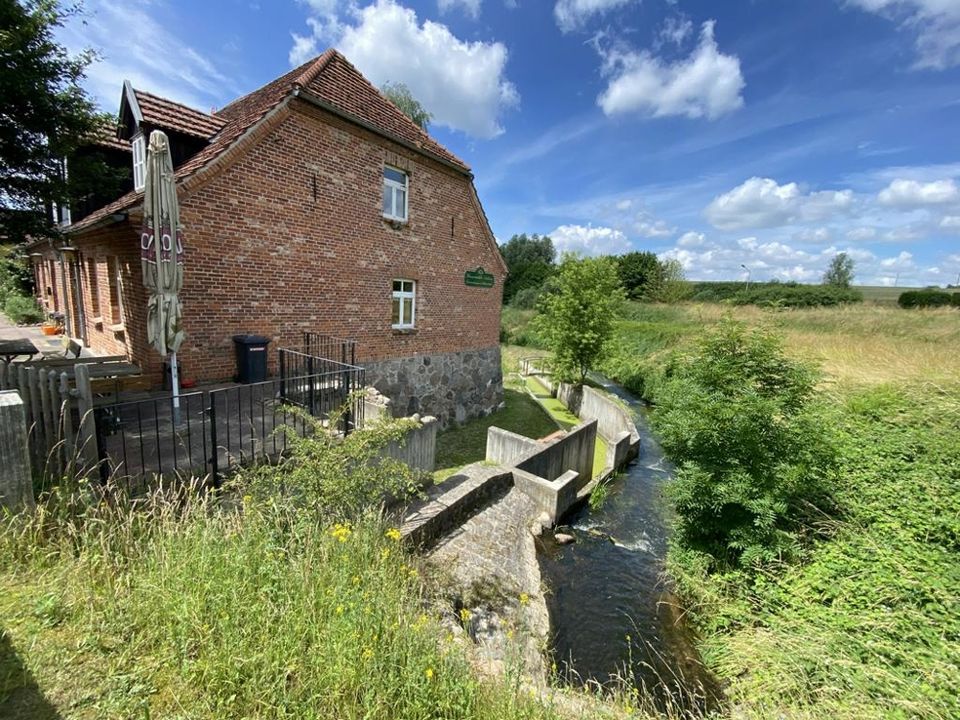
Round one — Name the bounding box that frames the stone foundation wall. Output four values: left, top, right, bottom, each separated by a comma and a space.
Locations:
363, 346, 503, 428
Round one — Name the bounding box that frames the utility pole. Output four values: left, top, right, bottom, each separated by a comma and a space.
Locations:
740, 264, 751, 290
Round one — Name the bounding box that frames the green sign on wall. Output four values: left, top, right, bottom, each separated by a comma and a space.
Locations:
464, 267, 495, 288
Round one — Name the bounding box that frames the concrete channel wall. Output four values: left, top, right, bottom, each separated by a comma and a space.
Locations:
380, 415, 438, 474
486, 419, 598, 523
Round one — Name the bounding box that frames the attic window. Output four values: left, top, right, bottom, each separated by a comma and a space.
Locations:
132, 133, 146, 191
382, 166, 408, 221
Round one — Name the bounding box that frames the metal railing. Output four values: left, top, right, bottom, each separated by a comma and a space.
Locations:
90, 349, 365, 492
303, 332, 357, 367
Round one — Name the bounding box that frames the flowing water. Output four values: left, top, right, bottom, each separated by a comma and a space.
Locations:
537, 377, 721, 715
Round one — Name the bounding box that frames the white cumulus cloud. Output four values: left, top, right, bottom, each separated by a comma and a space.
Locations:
597, 21, 745, 120
549, 224, 632, 256
941, 215, 960, 229
554, 0, 633, 33
877, 178, 960, 207
847, 226, 878, 240
846, 0, 960, 69
438, 0, 481, 19
677, 231, 708, 247
794, 227, 833, 244
291, 0, 518, 139
704, 177, 855, 231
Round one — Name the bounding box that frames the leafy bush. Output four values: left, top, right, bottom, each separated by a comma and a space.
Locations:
510, 285, 542, 309
244, 405, 422, 519
3, 293, 44, 324
898, 288, 954, 308
690, 281, 862, 307
953, 293, 960, 307
652, 321, 836, 568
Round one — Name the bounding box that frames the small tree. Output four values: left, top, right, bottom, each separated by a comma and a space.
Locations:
617, 251, 664, 300
654, 258, 692, 303
499, 233, 556, 305
380, 81, 432, 129
534, 254, 624, 383
653, 321, 835, 569
823, 252, 855, 288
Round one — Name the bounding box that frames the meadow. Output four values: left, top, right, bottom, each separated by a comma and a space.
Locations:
505, 299, 960, 719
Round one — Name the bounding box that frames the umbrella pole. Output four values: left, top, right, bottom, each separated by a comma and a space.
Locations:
170, 351, 182, 425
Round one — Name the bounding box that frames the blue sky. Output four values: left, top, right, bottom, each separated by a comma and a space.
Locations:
59, 0, 960, 285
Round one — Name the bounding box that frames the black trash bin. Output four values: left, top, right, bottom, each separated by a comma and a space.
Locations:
233, 334, 270, 384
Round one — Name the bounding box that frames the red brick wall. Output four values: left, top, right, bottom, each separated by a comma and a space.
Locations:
33, 223, 160, 378
175, 99, 503, 382
46, 98, 504, 386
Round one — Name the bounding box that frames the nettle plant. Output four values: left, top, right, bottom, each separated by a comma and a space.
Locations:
653, 320, 836, 569
242, 400, 422, 520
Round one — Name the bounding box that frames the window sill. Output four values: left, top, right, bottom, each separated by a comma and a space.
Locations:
91, 316, 103, 326
107, 322, 125, 334
382, 216, 408, 229
391, 327, 417, 336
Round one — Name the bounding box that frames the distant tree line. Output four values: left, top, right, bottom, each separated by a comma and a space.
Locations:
498, 236, 691, 308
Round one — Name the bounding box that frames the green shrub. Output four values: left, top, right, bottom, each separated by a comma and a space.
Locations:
952, 293, 960, 307
510, 285, 542, 309
898, 288, 954, 308
652, 321, 836, 568
689, 281, 862, 307
731, 284, 862, 308
3, 293, 44, 324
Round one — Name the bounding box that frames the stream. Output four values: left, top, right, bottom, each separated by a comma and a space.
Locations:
536, 377, 721, 715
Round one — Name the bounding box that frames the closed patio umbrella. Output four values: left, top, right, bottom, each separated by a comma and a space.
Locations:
140, 130, 185, 422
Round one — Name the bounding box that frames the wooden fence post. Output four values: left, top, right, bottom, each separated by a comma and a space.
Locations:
0, 390, 34, 511
26, 366, 42, 472
74, 364, 98, 477
59, 372, 75, 474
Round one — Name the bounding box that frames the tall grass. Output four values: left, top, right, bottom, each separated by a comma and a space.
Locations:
1, 483, 567, 719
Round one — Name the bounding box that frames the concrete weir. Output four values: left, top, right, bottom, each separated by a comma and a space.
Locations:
399, 378, 641, 683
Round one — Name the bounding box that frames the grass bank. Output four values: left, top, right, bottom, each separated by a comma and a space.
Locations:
1, 487, 651, 719
504, 301, 960, 718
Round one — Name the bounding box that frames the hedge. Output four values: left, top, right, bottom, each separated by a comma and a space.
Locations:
898, 289, 957, 309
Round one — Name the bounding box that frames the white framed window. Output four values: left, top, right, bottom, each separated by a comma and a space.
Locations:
391, 279, 416, 329
132, 133, 146, 191
382, 166, 408, 221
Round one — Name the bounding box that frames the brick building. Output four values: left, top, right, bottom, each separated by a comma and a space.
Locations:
28, 50, 506, 425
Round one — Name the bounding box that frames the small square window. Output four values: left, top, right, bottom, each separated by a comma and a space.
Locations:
382, 166, 408, 221
391, 278, 415, 329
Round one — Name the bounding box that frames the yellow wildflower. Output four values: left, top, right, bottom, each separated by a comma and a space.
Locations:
329, 523, 352, 542
335, 605, 344, 615
361, 648, 373, 660
519, 592, 530, 606
459, 608, 472, 623
385, 528, 402, 542
425, 668, 434, 680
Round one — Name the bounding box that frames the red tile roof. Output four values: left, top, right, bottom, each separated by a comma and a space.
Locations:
70, 50, 470, 233
134, 89, 225, 139
302, 52, 468, 172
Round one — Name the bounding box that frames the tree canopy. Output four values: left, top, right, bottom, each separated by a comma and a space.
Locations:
380, 81, 432, 130
499, 233, 555, 305
617, 251, 664, 300
534, 254, 624, 383
0, 0, 116, 243
823, 252, 855, 288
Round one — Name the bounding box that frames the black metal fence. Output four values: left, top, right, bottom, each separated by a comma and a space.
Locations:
303, 332, 357, 367
91, 347, 365, 492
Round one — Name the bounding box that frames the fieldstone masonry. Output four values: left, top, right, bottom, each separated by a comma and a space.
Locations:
364, 346, 503, 428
